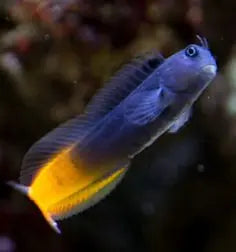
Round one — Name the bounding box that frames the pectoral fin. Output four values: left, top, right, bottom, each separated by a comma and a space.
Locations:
125, 88, 171, 125
168, 108, 192, 133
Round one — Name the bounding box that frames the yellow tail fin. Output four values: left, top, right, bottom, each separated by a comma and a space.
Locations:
7, 181, 61, 234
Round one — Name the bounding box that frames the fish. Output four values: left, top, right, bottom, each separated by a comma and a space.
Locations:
8, 36, 217, 234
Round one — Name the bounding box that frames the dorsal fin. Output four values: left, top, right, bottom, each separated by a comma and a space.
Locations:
84, 52, 165, 121
20, 52, 165, 186
20, 115, 93, 185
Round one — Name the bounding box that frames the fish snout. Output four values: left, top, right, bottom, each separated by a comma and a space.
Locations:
202, 64, 217, 77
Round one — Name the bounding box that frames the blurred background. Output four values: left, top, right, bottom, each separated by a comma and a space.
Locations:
0, 0, 235, 251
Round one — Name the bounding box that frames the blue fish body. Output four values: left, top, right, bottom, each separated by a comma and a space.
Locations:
9, 39, 217, 233
75, 44, 217, 166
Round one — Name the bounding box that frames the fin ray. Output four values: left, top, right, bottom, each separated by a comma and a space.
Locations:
7, 181, 29, 195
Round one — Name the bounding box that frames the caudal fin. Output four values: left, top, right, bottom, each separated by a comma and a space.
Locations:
6, 181, 61, 234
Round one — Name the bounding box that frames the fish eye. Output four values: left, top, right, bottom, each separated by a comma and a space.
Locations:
185, 45, 199, 58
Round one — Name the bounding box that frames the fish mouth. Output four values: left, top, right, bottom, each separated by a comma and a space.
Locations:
202, 64, 217, 77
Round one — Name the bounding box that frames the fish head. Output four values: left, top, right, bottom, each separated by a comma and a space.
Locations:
160, 42, 217, 94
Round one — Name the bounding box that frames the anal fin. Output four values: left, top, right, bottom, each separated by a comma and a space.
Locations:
49, 165, 129, 220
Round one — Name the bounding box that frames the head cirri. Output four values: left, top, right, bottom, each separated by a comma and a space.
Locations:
157, 37, 217, 94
